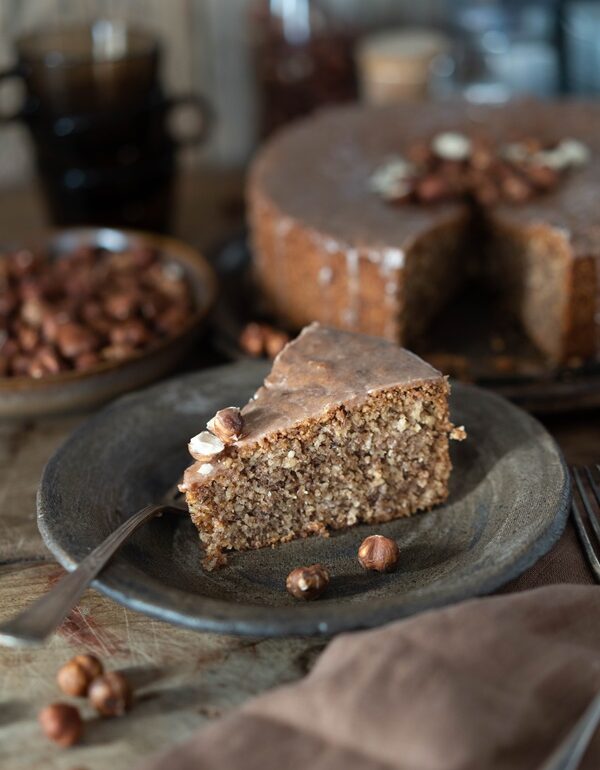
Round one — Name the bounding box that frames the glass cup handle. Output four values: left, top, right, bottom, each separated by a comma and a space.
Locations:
165, 93, 213, 147
0, 66, 26, 124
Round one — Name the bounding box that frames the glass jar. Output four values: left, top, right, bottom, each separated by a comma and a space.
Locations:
249, 0, 357, 137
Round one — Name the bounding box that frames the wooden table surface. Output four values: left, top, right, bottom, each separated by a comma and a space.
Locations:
0, 171, 598, 770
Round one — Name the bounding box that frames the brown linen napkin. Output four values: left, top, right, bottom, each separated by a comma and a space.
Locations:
141, 524, 599, 770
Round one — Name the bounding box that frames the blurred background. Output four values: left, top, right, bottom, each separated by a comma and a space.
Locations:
0, 0, 599, 232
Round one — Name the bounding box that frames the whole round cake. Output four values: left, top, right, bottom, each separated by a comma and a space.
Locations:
247, 100, 600, 365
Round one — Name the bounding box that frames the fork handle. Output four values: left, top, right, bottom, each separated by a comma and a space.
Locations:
0, 504, 164, 647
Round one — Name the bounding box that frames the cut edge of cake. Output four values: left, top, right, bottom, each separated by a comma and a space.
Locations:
181, 323, 466, 570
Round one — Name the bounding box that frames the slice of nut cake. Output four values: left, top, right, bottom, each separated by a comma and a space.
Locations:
180, 322, 465, 569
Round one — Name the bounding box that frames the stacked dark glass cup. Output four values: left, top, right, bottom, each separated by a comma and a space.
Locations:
0, 22, 209, 231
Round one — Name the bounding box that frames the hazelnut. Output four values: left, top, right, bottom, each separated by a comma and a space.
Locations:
208, 407, 245, 444
501, 174, 533, 203
263, 327, 290, 359
55, 323, 98, 359
239, 322, 264, 357
415, 174, 450, 204
41, 309, 70, 343
20, 298, 45, 328
101, 343, 135, 362
432, 131, 471, 162
74, 652, 104, 680
525, 164, 558, 191
0, 241, 194, 380
88, 671, 132, 717
38, 703, 83, 747
286, 564, 330, 600
16, 324, 39, 353
188, 430, 225, 461
358, 535, 400, 573
57, 654, 103, 696
104, 291, 138, 321
470, 138, 494, 171
109, 319, 149, 348
56, 660, 88, 697
28, 346, 62, 378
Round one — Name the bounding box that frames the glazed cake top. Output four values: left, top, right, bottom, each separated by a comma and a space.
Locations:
250, 100, 600, 257
182, 323, 443, 488
239, 322, 442, 442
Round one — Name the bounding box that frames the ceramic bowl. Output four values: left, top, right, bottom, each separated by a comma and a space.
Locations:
0, 227, 217, 418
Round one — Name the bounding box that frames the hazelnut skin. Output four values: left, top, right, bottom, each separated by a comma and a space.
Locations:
358, 535, 400, 573
38, 703, 83, 747
89, 671, 132, 717
57, 654, 104, 697
286, 564, 329, 600
208, 407, 244, 443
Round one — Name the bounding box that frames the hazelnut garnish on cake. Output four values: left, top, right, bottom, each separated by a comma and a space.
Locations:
180, 322, 465, 570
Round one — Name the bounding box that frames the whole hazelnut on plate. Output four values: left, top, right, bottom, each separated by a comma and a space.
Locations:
358, 535, 400, 573
89, 671, 132, 717
38, 703, 83, 747
286, 564, 330, 600
208, 407, 245, 444
57, 654, 104, 696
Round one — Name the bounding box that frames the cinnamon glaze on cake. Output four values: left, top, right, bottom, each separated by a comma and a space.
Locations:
248, 100, 600, 363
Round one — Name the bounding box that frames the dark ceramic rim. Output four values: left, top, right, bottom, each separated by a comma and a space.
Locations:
37, 370, 571, 638
0, 226, 217, 394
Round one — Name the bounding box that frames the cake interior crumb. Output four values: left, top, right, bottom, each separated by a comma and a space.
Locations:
186, 379, 453, 570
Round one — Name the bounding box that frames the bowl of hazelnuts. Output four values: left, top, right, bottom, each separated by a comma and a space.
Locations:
0, 227, 217, 417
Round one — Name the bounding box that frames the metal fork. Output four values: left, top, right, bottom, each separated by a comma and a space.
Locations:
538, 466, 600, 770
0, 484, 186, 648
571, 465, 600, 583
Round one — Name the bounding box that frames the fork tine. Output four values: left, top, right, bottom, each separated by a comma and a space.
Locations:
572, 468, 600, 582
584, 467, 600, 544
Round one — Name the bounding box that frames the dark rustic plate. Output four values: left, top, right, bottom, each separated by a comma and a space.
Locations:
38, 361, 570, 637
